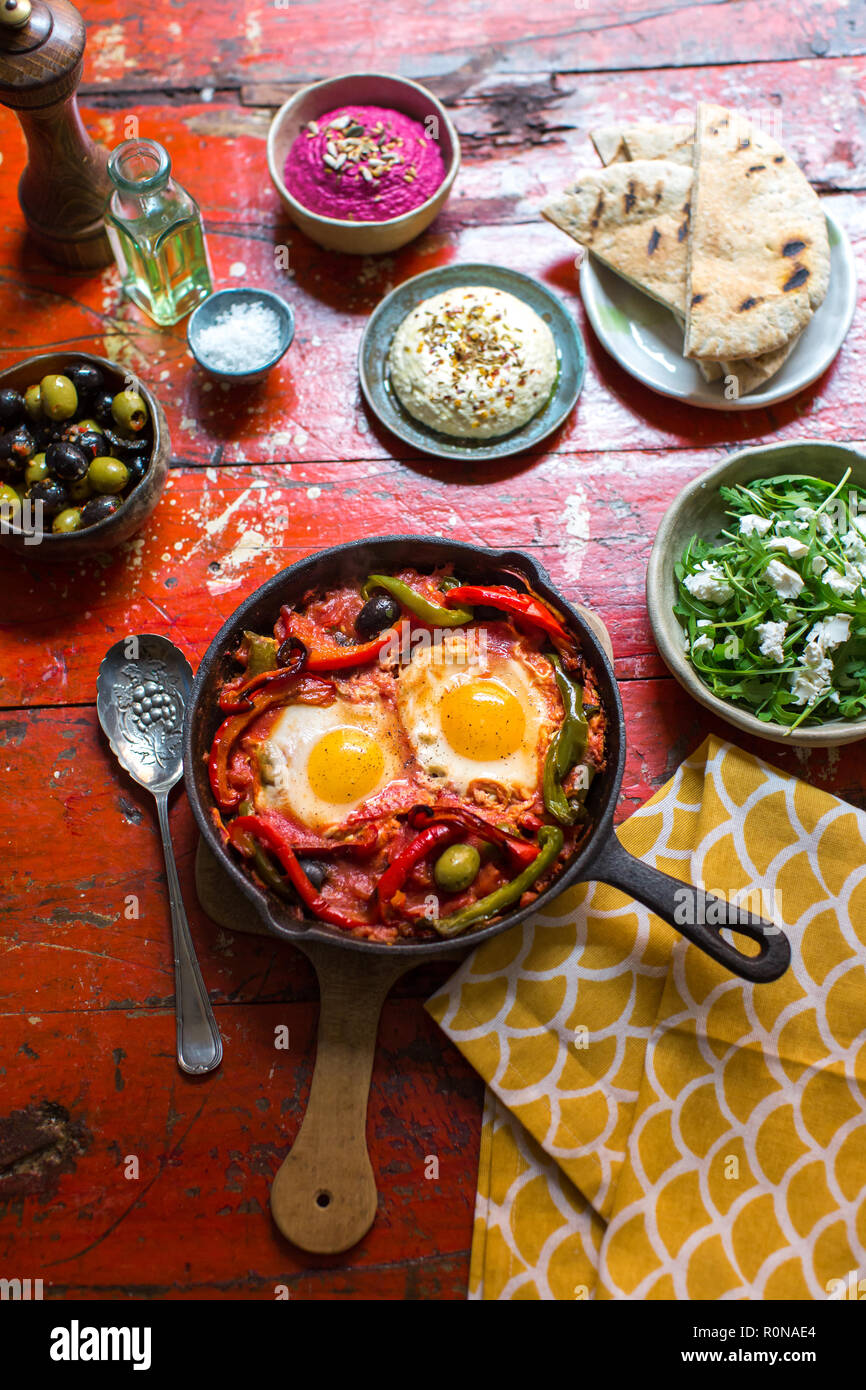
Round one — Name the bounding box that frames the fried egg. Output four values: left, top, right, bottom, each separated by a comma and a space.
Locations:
256, 698, 405, 831
396, 630, 557, 799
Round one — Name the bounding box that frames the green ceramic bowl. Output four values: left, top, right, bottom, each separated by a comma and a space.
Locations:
647, 440, 866, 747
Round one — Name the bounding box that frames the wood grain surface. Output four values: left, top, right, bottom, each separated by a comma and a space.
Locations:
1, 0, 864, 1300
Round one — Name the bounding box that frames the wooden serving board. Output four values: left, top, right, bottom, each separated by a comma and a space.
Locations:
194, 604, 613, 1255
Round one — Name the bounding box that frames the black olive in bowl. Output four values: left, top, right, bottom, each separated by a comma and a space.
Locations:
0, 352, 169, 561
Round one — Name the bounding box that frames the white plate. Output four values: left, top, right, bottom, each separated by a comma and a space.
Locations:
579, 210, 857, 411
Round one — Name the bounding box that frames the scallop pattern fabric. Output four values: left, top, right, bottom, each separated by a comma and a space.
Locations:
427, 736, 866, 1300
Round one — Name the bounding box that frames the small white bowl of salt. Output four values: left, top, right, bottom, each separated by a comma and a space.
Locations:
187, 288, 294, 383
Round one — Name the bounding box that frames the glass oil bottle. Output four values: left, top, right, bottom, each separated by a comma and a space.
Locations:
105, 138, 212, 326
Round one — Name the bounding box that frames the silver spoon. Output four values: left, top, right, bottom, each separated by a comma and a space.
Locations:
97, 634, 223, 1075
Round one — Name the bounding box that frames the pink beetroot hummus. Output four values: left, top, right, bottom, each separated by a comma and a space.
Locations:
284, 105, 447, 222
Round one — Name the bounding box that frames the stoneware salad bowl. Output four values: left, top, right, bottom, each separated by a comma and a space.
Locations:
184, 536, 791, 982
648, 440, 866, 747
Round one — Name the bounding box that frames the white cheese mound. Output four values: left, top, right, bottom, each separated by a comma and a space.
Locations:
691, 634, 714, 655
768, 535, 809, 560
684, 561, 734, 604
756, 620, 787, 663
739, 514, 772, 537
764, 558, 804, 600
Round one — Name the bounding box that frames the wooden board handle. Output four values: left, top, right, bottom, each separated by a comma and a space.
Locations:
270, 946, 407, 1254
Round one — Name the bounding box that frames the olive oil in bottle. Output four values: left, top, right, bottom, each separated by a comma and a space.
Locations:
105, 138, 212, 327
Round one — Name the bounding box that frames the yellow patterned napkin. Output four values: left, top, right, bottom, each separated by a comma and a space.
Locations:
427, 735, 866, 1300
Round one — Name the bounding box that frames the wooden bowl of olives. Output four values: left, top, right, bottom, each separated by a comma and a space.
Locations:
0, 352, 170, 561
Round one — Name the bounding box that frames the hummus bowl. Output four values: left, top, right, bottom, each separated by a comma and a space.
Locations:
267, 73, 460, 255
360, 264, 586, 460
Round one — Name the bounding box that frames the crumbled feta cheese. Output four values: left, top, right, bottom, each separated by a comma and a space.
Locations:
691, 634, 714, 655
764, 558, 804, 599
756, 620, 787, 663
805, 614, 851, 656
825, 565, 860, 597
790, 657, 834, 706
684, 561, 734, 604
697, 619, 712, 627
794, 506, 834, 539
768, 535, 809, 560
811, 555, 828, 576
789, 614, 850, 706
739, 514, 773, 537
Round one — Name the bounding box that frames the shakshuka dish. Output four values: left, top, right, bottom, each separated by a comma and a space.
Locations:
207, 567, 607, 942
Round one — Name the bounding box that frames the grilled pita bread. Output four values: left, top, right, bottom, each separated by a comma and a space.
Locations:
590, 127, 628, 165
542, 160, 692, 316
587, 117, 806, 391
684, 102, 830, 359
622, 122, 694, 165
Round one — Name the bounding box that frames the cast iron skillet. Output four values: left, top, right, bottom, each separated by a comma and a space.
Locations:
183, 536, 791, 983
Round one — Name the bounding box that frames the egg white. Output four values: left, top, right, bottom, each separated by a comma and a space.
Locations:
256, 698, 404, 831
396, 630, 556, 799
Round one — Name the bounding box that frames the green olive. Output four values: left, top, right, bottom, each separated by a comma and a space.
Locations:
68, 474, 93, 503
52, 507, 83, 534
23, 383, 42, 421
0, 482, 21, 522
68, 417, 102, 437
434, 843, 481, 894
88, 455, 129, 495
24, 452, 49, 485
111, 388, 148, 433
40, 373, 78, 422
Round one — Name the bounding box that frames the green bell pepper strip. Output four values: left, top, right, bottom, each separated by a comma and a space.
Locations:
363, 573, 473, 626
432, 825, 564, 938
243, 631, 278, 678
543, 657, 590, 825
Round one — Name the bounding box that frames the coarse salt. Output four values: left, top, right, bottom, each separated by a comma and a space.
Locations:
196, 300, 284, 373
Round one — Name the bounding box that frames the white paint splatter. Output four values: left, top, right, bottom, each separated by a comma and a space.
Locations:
559, 489, 590, 581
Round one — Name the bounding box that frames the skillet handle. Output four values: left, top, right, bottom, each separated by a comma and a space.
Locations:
591, 834, 791, 983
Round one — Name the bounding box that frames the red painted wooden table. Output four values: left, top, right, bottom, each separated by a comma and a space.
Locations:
1, 1, 865, 1300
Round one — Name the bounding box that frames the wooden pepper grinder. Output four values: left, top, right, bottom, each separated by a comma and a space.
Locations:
0, 0, 112, 268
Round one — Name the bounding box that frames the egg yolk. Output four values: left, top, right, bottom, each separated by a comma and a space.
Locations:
307, 727, 385, 804
440, 679, 526, 761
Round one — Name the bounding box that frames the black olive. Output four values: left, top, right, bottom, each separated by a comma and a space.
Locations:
72, 429, 105, 464
0, 388, 23, 425
101, 424, 151, 455
81, 495, 122, 528
66, 363, 105, 402
28, 477, 69, 518
298, 858, 327, 890
276, 635, 307, 670
92, 390, 116, 426
355, 592, 400, 638
124, 455, 149, 485
0, 423, 36, 466
46, 441, 89, 481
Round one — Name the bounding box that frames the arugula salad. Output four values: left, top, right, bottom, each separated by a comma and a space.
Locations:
674, 469, 866, 729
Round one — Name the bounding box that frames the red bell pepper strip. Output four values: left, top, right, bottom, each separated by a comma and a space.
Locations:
243, 809, 379, 860
408, 805, 539, 869
279, 609, 396, 671
208, 671, 334, 811
227, 816, 369, 932
443, 584, 571, 644
219, 637, 308, 712
377, 822, 461, 917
